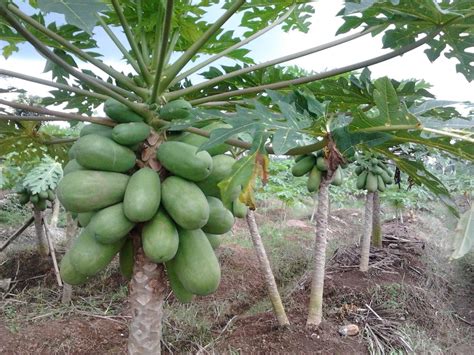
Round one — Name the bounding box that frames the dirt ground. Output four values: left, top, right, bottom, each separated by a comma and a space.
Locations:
0, 208, 472, 354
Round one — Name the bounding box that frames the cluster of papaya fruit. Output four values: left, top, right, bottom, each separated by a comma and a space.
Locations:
291, 151, 344, 192
354, 153, 393, 192
58, 98, 247, 302
16, 188, 55, 211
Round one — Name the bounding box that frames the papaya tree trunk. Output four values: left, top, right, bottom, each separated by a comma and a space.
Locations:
62, 213, 77, 304
128, 231, 167, 355
33, 206, 49, 256
246, 210, 289, 327
360, 192, 374, 272
371, 191, 382, 248
310, 194, 317, 223
306, 177, 331, 327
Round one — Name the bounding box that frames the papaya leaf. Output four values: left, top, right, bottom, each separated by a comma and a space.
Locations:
22, 156, 63, 194
37, 0, 107, 34
332, 125, 393, 158
218, 149, 269, 210
451, 205, 474, 259
338, 0, 474, 81
375, 148, 458, 216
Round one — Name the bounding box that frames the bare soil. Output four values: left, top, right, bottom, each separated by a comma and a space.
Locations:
0, 209, 472, 354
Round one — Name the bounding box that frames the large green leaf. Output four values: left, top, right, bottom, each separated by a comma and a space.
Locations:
37, 0, 107, 34
338, 0, 474, 81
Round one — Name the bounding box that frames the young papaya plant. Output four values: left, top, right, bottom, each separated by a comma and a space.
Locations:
0, 1, 473, 352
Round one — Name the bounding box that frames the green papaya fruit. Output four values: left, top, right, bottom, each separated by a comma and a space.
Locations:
104, 98, 144, 123
331, 167, 343, 186
123, 168, 161, 222
112, 122, 151, 146
68, 141, 78, 160
377, 175, 386, 192
119, 239, 134, 280
63, 159, 86, 176
294, 155, 306, 162
71, 212, 78, 220
80, 123, 113, 138
59, 252, 88, 285
206, 233, 222, 250
232, 198, 248, 218
366, 172, 378, 192
75, 135, 136, 173
356, 170, 368, 190
57, 170, 129, 212
355, 165, 364, 175
89, 203, 135, 244
156, 141, 212, 182
69, 228, 125, 277
77, 211, 95, 227
161, 176, 209, 230
165, 260, 194, 303
202, 197, 234, 234
142, 209, 179, 263
172, 228, 221, 296
307, 166, 322, 193
35, 199, 47, 211
291, 155, 316, 177
371, 166, 385, 175
159, 99, 192, 121
30, 194, 39, 204
39, 191, 48, 199
178, 122, 232, 156
196, 154, 235, 198
316, 157, 328, 172
18, 192, 30, 205
380, 170, 392, 185
47, 190, 55, 202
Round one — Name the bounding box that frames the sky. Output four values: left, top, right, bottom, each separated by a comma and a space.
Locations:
1, 0, 473, 111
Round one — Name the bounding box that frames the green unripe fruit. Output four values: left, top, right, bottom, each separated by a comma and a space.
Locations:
63, 159, 86, 176
316, 157, 328, 172
47, 190, 55, 202
112, 122, 151, 146
356, 170, 368, 190
69, 228, 124, 277
57, 170, 129, 213
366, 172, 378, 192
196, 154, 235, 198
377, 175, 386, 192
331, 167, 343, 186
39, 191, 48, 199
307, 166, 322, 193
75, 135, 136, 173
292, 155, 316, 177
206, 233, 222, 250
30, 194, 39, 204
165, 260, 194, 303
202, 196, 234, 235
142, 209, 179, 263
172, 228, 221, 296
119, 239, 134, 280
232, 198, 248, 218
161, 176, 210, 230
80, 123, 113, 138
157, 141, 213, 182
89, 203, 135, 244
159, 99, 192, 121
123, 168, 161, 222
104, 98, 144, 123
18, 192, 30, 205
60, 252, 88, 285
77, 212, 95, 227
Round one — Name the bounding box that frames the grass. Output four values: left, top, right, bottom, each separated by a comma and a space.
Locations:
0, 199, 30, 226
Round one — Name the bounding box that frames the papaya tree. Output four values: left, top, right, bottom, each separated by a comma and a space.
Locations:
0, 0, 473, 353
